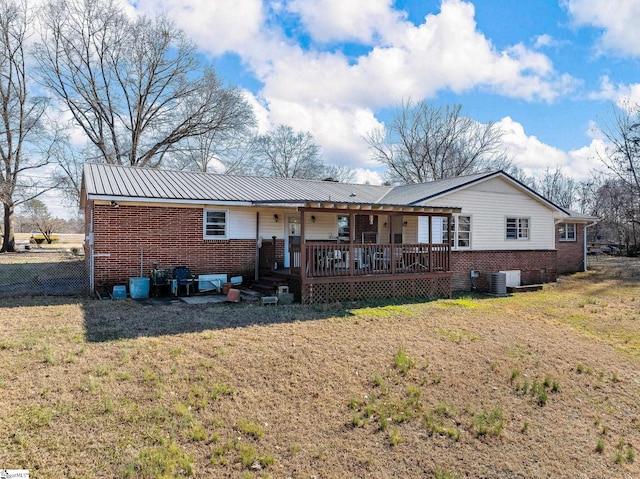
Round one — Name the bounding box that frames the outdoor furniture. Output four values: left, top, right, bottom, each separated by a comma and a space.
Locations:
173, 266, 196, 296
150, 268, 171, 296
198, 274, 227, 293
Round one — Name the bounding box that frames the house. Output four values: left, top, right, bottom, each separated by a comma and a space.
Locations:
80, 164, 596, 302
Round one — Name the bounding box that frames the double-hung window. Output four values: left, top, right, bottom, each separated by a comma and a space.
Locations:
558, 223, 576, 241
442, 215, 472, 249
506, 217, 529, 240
203, 209, 228, 239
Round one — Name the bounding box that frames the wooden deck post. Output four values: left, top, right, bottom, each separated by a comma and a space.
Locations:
429, 215, 433, 272
349, 211, 355, 276
300, 209, 306, 278
447, 214, 452, 271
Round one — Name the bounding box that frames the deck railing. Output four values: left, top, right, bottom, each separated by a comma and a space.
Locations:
296, 243, 450, 278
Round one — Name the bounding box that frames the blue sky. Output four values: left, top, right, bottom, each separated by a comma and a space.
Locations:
110, 1, 640, 184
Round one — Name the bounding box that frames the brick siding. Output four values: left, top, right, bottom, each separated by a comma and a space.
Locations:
556, 224, 584, 274
89, 203, 257, 288
450, 250, 558, 292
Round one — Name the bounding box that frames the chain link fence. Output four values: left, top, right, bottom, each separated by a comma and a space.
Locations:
0, 249, 88, 297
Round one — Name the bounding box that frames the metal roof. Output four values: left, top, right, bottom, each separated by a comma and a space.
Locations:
379, 172, 494, 205
562, 209, 599, 222
380, 170, 571, 215
82, 163, 392, 205
82, 163, 584, 218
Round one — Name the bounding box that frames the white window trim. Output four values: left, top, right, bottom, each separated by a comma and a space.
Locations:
558, 223, 577, 242
203, 209, 229, 240
505, 216, 530, 241
443, 214, 472, 250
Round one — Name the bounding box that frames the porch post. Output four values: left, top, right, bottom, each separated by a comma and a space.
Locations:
255, 212, 260, 281
447, 213, 452, 271
349, 211, 355, 276
300, 209, 306, 278
429, 215, 433, 272
390, 212, 395, 275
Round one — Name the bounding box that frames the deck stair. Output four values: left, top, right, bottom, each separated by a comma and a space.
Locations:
250, 273, 289, 296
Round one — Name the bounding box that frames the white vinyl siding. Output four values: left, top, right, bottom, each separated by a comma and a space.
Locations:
417, 176, 556, 250
403, 216, 418, 243
558, 223, 576, 241
203, 209, 228, 239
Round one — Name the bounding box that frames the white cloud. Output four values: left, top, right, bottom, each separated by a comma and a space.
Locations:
256, 0, 577, 115
127, 0, 582, 183
497, 117, 598, 181
288, 0, 406, 44
589, 76, 640, 107
564, 0, 640, 57
133, 0, 264, 55
352, 168, 384, 185
264, 98, 383, 167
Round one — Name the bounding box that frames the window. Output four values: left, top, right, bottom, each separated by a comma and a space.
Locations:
337, 215, 349, 241
506, 217, 529, 240
558, 223, 576, 241
442, 215, 472, 249
204, 209, 227, 239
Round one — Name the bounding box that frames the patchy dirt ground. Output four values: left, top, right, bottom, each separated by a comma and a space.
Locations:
1, 257, 639, 478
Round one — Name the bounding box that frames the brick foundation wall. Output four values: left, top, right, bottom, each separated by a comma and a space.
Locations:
451, 250, 558, 292
556, 224, 584, 274
90, 203, 257, 289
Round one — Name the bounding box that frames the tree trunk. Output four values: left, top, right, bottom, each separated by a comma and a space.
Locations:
2, 202, 16, 252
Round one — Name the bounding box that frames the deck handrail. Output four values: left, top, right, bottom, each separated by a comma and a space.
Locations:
299, 242, 450, 278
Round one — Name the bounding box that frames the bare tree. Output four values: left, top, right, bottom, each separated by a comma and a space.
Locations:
367, 100, 510, 184
0, 0, 56, 252
22, 198, 62, 243
595, 101, 640, 200
529, 167, 577, 209
34, 0, 255, 168
252, 125, 325, 179
590, 178, 639, 253
322, 164, 356, 183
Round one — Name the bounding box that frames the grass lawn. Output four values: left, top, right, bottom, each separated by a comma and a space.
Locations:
1, 257, 640, 478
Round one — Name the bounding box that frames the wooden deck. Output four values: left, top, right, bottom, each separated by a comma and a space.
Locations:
265, 242, 452, 303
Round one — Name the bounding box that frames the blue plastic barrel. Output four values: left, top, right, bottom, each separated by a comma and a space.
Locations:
129, 277, 150, 299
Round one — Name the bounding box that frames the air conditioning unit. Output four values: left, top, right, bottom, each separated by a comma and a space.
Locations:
489, 272, 508, 296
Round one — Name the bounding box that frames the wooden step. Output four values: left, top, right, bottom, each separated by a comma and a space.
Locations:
250, 282, 276, 295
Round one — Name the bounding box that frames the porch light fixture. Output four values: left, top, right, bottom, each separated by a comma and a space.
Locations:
383, 222, 387, 228
311, 215, 316, 223
274, 214, 279, 223
403, 221, 408, 226
369, 215, 374, 225
110, 200, 119, 208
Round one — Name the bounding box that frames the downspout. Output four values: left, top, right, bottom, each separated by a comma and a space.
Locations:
255, 212, 260, 281
89, 202, 95, 294
584, 221, 598, 272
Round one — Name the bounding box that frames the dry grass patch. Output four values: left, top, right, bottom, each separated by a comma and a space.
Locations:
0, 257, 639, 477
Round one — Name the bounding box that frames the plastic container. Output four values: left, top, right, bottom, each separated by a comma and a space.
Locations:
226, 288, 241, 303
112, 285, 127, 299
129, 277, 150, 299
